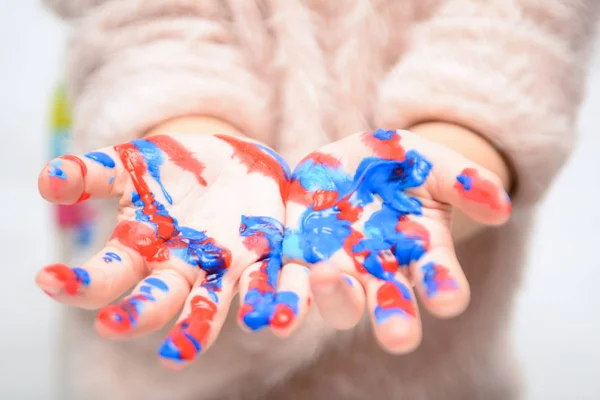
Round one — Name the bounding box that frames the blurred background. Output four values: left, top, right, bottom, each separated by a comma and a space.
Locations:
1, 2, 599, 399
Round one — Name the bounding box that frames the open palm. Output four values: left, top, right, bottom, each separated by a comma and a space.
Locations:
36, 132, 299, 368
282, 129, 511, 353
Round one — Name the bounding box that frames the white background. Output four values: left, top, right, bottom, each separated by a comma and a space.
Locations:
0, 2, 599, 399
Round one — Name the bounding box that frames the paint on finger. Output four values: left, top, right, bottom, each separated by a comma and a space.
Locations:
84, 152, 115, 168
102, 252, 122, 263
238, 215, 300, 331
42, 264, 90, 296
374, 281, 416, 323
159, 295, 217, 362
48, 160, 67, 180
421, 262, 458, 297
97, 277, 169, 333
455, 168, 511, 213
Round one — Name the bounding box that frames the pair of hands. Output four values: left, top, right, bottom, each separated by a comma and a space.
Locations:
36, 127, 511, 369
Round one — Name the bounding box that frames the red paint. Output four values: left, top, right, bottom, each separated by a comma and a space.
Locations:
270, 303, 295, 329
287, 180, 314, 206
59, 155, 92, 204
148, 135, 207, 186
312, 190, 340, 211
376, 281, 417, 318
42, 263, 83, 295
97, 304, 134, 333
216, 135, 288, 202
114, 142, 177, 239
362, 132, 406, 161
343, 229, 368, 274
247, 263, 276, 295
169, 295, 217, 361
337, 196, 362, 222
110, 221, 170, 262
455, 168, 511, 213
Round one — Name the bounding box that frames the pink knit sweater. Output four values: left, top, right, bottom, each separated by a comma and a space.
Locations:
44, 1, 598, 399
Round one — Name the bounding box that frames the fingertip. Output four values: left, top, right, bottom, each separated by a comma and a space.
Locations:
453, 168, 512, 225
375, 315, 422, 355
38, 157, 87, 205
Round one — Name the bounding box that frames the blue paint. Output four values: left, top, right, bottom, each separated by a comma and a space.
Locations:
138, 278, 169, 301
456, 174, 472, 191
239, 215, 300, 331
48, 160, 66, 180
109, 176, 114, 185
84, 151, 116, 168
132, 139, 173, 204
143, 277, 169, 292
344, 275, 354, 286
283, 134, 433, 323
159, 333, 200, 361
102, 252, 122, 263
373, 128, 396, 140
72, 267, 90, 286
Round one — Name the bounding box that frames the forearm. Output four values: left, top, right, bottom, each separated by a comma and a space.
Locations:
410, 122, 514, 243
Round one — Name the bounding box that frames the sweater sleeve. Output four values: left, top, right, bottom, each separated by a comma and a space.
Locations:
42, 0, 274, 151
376, 0, 600, 206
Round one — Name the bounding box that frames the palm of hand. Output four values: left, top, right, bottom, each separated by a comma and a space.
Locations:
282, 129, 511, 352
37, 133, 297, 366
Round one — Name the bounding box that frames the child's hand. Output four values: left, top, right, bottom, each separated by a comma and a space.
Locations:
282, 129, 511, 353
36, 132, 299, 368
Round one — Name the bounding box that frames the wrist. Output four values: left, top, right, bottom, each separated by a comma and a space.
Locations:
144, 116, 245, 139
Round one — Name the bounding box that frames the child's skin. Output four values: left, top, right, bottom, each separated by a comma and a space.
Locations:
36, 116, 512, 367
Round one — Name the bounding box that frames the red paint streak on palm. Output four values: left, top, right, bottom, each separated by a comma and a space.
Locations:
114, 143, 177, 240
215, 135, 288, 201
287, 180, 313, 206
377, 282, 417, 318
147, 135, 207, 186
455, 168, 510, 213
59, 155, 91, 203
362, 133, 406, 161
110, 221, 170, 262
170, 295, 217, 360
43, 263, 82, 295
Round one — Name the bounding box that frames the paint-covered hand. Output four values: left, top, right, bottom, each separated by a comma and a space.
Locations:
282, 129, 512, 353
36, 133, 300, 368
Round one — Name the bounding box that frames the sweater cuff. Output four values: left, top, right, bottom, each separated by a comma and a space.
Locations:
63, 1, 273, 152
376, 18, 588, 206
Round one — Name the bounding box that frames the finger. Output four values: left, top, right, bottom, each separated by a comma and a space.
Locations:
395, 214, 469, 319
309, 262, 365, 330
387, 129, 511, 224
158, 279, 235, 369
36, 222, 151, 309
365, 274, 422, 354
237, 261, 309, 336
324, 129, 511, 225
38, 147, 123, 205
269, 262, 310, 336
95, 269, 190, 339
